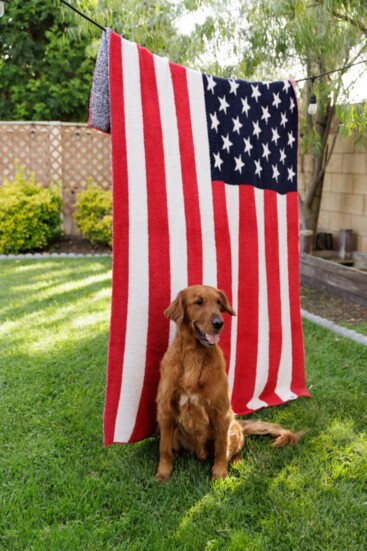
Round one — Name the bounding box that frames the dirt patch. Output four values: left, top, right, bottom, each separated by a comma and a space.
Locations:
48, 236, 111, 255
300, 284, 367, 333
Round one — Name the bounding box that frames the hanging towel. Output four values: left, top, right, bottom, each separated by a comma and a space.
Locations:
89, 29, 310, 446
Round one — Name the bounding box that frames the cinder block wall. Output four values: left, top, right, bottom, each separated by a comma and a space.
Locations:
299, 134, 367, 254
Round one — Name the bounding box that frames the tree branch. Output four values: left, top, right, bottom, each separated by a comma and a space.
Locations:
332, 10, 367, 36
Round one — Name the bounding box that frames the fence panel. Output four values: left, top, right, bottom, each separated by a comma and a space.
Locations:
0, 122, 111, 234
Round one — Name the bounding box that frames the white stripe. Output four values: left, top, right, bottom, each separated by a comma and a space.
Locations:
224, 185, 239, 400
186, 68, 217, 287
154, 55, 188, 342
114, 39, 149, 442
275, 193, 296, 401
247, 188, 269, 410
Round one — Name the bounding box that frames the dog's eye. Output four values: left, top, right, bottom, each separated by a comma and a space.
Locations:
195, 298, 203, 306
217, 299, 222, 306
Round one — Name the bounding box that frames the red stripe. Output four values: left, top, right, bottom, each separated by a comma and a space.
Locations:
104, 33, 129, 446
170, 62, 203, 286
212, 182, 232, 370
232, 185, 259, 414
128, 46, 171, 442
287, 192, 310, 397
259, 189, 283, 405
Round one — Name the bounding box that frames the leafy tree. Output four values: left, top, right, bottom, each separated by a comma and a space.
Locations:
0, 0, 95, 121
62, 0, 208, 66
191, 0, 367, 235
0, 0, 209, 121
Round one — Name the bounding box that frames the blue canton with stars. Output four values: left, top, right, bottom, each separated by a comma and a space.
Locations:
203, 74, 298, 194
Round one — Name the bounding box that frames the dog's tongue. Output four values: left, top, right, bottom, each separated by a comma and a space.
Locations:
206, 333, 220, 345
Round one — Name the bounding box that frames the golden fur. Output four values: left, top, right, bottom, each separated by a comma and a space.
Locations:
156, 285, 303, 481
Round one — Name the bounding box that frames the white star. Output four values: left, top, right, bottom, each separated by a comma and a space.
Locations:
272, 92, 282, 109
288, 131, 296, 148
232, 116, 243, 134
241, 97, 251, 116
221, 133, 233, 153
254, 159, 263, 177
289, 97, 296, 113
252, 120, 262, 139
283, 80, 291, 93
213, 151, 223, 170
218, 95, 230, 114
229, 79, 240, 95
261, 105, 271, 124
206, 74, 217, 94
251, 84, 262, 103
271, 127, 280, 145
287, 166, 296, 182
262, 142, 271, 162
272, 164, 280, 182
243, 136, 253, 156
209, 112, 220, 133
234, 154, 245, 173
279, 148, 286, 164
280, 112, 288, 128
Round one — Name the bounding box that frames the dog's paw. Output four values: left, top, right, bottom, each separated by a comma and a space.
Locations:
155, 469, 171, 482
155, 473, 169, 482
230, 453, 242, 465
211, 466, 227, 480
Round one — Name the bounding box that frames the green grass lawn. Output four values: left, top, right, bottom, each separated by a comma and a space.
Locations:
1, 258, 366, 551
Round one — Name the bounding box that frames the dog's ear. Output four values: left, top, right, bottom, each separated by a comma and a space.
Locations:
164, 291, 186, 325
218, 290, 236, 316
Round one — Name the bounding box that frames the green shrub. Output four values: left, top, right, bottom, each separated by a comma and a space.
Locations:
73, 184, 112, 246
0, 166, 62, 254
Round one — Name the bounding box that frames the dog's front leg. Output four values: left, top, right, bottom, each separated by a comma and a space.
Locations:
212, 426, 229, 480
156, 420, 175, 482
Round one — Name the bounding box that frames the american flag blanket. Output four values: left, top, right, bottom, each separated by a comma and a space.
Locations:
89, 29, 310, 446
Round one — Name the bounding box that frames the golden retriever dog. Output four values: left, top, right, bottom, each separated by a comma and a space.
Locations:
156, 285, 303, 481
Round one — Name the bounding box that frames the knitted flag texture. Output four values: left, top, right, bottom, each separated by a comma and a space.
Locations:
89, 29, 310, 445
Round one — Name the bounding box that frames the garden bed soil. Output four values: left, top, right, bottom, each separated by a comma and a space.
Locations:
49, 235, 112, 255
300, 285, 367, 332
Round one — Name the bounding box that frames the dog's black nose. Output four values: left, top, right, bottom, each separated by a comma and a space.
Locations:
212, 316, 224, 331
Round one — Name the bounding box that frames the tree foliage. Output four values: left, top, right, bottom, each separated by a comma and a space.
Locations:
0, 0, 209, 122
0, 0, 95, 121
196, 0, 367, 233
61, 0, 208, 66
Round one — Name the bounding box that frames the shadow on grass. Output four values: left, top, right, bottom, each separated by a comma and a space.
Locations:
0, 257, 112, 321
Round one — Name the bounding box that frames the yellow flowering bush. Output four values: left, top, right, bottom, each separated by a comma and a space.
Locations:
0, 167, 62, 254
73, 184, 112, 246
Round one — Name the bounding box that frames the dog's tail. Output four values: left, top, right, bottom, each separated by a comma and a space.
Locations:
238, 420, 304, 447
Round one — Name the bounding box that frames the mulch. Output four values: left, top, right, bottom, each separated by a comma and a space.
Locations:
48, 236, 112, 255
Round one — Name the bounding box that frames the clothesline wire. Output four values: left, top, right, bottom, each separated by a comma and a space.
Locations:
59, 0, 106, 32
295, 58, 367, 83
59, 0, 367, 84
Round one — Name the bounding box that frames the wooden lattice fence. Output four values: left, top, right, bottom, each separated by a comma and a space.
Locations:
0, 122, 111, 234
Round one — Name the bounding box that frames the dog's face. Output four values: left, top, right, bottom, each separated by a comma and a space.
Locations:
164, 285, 236, 347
